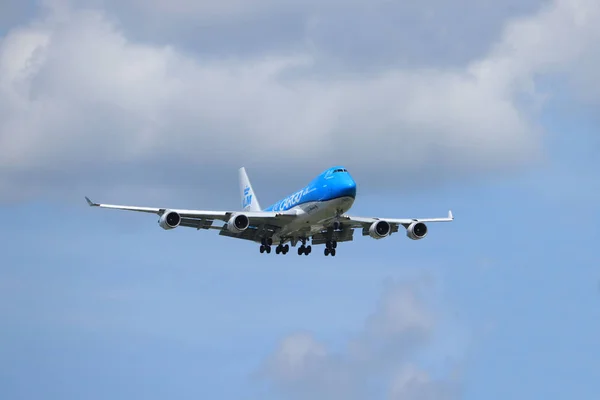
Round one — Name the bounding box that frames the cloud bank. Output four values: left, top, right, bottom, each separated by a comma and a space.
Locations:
0, 0, 599, 202
258, 279, 462, 400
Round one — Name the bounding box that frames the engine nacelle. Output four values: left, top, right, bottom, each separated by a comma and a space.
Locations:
159, 210, 181, 230
369, 220, 391, 239
227, 213, 250, 233
406, 221, 428, 240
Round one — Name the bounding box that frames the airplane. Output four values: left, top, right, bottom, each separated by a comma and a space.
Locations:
85, 166, 453, 256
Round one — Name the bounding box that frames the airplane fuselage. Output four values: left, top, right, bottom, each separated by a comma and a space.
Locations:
263, 166, 357, 243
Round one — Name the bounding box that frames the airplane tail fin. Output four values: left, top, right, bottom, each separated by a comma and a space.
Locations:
239, 167, 262, 211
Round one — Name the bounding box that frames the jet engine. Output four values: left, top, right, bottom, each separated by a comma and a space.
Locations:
369, 220, 391, 239
159, 210, 181, 230
227, 213, 250, 233
406, 221, 427, 240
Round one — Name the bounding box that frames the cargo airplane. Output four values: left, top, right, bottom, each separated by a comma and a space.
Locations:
85, 166, 453, 256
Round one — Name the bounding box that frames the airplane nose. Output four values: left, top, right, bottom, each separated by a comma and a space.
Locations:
339, 179, 357, 199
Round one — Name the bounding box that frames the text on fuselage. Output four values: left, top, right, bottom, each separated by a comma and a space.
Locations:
274, 187, 313, 211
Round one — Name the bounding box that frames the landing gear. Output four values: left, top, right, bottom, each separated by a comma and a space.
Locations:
324, 248, 336, 256
275, 244, 289, 255
324, 240, 337, 256
297, 245, 312, 255
333, 221, 341, 230
260, 238, 274, 254
259, 237, 290, 255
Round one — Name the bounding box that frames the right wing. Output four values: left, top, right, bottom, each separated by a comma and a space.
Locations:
84, 196, 296, 241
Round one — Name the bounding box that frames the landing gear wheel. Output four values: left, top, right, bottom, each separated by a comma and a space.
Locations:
297, 245, 311, 255
333, 221, 341, 230
331, 249, 336, 256
324, 248, 330, 256
260, 245, 265, 253
276, 244, 288, 255
266, 246, 271, 254
325, 240, 338, 252
266, 238, 273, 246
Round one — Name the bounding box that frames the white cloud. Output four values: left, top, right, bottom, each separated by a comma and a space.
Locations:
259, 279, 462, 399
0, 0, 598, 202
388, 364, 461, 400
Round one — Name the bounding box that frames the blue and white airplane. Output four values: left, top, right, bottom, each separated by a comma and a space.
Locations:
85, 166, 453, 256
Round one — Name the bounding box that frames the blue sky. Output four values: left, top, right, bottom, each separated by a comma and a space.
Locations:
1, 0, 600, 399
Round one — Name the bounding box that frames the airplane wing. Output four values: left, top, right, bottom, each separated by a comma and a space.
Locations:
84, 196, 296, 240
340, 210, 454, 229
336, 210, 454, 240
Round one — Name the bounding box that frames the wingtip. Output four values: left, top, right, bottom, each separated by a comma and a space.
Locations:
448, 210, 454, 220
85, 196, 98, 207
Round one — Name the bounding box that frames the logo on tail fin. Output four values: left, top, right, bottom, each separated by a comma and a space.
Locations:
242, 186, 253, 209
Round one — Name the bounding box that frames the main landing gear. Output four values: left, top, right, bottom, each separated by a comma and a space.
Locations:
324, 240, 337, 256
297, 244, 312, 256
296, 237, 311, 256
259, 237, 273, 254
259, 238, 337, 256
259, 237, 290, 255
276, 244, 290, 255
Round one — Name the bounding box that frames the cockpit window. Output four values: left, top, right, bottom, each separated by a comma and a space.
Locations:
333, 168, 347, 173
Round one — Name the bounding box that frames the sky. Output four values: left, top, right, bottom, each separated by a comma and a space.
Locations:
1, 0, 599, 399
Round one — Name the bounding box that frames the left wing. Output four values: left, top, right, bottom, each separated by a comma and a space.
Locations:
341, 210, 454, 228
338, 210, 454, 239
84, 196, 296, 240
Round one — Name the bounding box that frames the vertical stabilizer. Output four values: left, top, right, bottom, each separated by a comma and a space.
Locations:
239, 167, 261, 212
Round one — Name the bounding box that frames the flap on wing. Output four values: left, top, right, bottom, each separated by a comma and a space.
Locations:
311, 228, 354, 245
178, 217, 216, 230
219, 226, 261, 241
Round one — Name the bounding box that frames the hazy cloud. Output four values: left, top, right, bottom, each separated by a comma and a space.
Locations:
60, 0, 546, 67
258, 279, 461, 400
0, 0, 598, 203
388, 364, 461, 400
